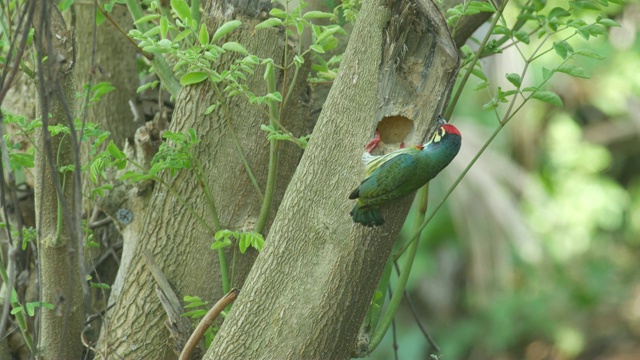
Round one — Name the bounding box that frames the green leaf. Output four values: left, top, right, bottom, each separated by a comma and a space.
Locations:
556, 65, 590, 79
470, 67, 487, 81
179, 72, 208, 86
482, 98, 498, 110
211, 20, 242, 43
137, 81, 159, 94
173, 28, 193, 43
531, 91, 563, 107
310, 44, 325, 53
514, 30, 530, 44
505, 73, 521, 87
532, 0, 546, 11
160, 16, 168, 38
574, 48, 605, 60
467, 1, 495, 13
9, 153, 34, 170
474, 81, 488, 90
316, 26, 342, 44
204, 103, 219, 115
211, 240, 230, 250
492, 25, 511, 35
303, 11, 335, 19
239, 235, 250, 254
107, 141, 124, 159
11, 307, 22, 315
58, 0, 74, 11
553, 41, 570, 59
26, 303, 35, 316
96, 8, 105, 25
570, 1, 600, 11
135, 14, 161, 25
221, 41, 248, 54
250, 233, 264, 251
585, 24, 608, 37
548, 7, 571, 19
265, 92, 282, 102
183, 309, 207, 318
542, 67, 554, 81
170, 0, 191, 21
269, 8, 287, 18
199, 24, 209, 46
90, 282, 111, 290
255, 18, 283, 29
263, 62, 273, 81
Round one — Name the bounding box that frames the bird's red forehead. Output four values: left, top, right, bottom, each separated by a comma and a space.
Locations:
442, 124, 460, 136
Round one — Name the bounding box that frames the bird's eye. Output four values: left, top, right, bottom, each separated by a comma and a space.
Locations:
432, 127, 444, 143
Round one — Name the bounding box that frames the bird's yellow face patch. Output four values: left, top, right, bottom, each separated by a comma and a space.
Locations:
432, 126, 446, 143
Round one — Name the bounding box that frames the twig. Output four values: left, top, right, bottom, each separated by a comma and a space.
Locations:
88, 216, 112, 229
96, 5, 154, 61
179, 288, 239, 360
394, 261, 441, 354
389, 286, 399, 360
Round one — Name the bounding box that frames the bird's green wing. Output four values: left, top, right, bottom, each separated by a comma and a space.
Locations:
363, 147, 418, 177
357, 153, 416, 200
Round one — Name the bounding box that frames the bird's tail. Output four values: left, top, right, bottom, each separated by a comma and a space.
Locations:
350, 204, 384, 227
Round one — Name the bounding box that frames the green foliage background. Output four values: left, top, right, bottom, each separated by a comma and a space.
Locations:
373, 2, 640, 358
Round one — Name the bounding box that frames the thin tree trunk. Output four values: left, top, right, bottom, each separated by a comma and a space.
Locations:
33, 2, 84, 358
72, 2, 139, 313
74, 3, 138, 147
96, 0, 311, 357
206, 0, 458, 358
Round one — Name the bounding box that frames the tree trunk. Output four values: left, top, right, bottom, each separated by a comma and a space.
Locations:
206, 0, 458, 358
33, 2, 84, 359
72, 2, 139, 316
74, 3, 138, 148
96, 0, 310, 358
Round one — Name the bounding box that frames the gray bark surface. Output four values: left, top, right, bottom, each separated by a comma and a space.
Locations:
95, 1, 310, 357
74, 3, 138, 148
72, 2, 139, 317
33, 3, 84, 359
206, 0, 458, 358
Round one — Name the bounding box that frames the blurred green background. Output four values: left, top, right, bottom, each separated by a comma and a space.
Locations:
371, 2, 640, 359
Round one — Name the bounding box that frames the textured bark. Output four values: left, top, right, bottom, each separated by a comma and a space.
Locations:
95, 0, 310, 358
74, 3, 138, 148
72, 2, 139, 317
32, 3, 84, 359
206, 0, 458, 358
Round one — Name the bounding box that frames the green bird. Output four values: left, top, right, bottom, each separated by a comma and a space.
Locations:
349, 122, 461, 227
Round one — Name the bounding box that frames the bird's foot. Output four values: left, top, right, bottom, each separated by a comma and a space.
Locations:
365, 131, 382, 153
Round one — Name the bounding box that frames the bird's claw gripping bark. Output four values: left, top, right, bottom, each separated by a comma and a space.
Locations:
365, 131, 382, 153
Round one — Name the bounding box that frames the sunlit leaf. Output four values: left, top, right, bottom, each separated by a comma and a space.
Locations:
506, 73, 521, 87
170, 0, 190, 21
556, 65, 590, 79
531, 91, 563, 107
303, 11, 335, 19
199, 24, 209, 45
179, 72, 208, 85
255, 18, 283, 29
211, 20, 242, 43
221, 41, 248, 54
574, 49, 605, 60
